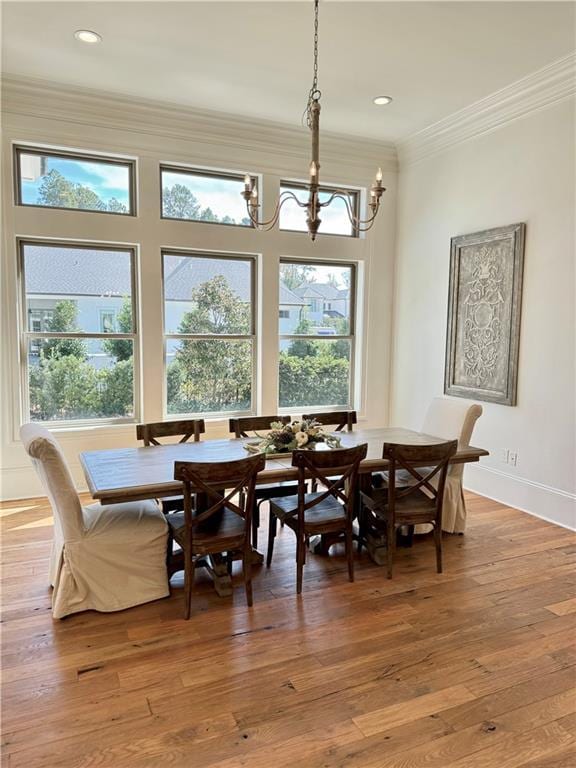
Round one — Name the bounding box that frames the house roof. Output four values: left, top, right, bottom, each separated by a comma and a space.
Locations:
295, 282, 349, 301
24, 245, 306, 305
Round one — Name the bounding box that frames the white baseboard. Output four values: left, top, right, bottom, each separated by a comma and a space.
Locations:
464, 464, 576, 531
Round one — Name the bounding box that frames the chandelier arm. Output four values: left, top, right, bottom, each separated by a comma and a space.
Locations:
245, 190, 304, 229
326, 192, 381, 231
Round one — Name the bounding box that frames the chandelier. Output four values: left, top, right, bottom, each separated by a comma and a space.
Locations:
242, 0, 385, 241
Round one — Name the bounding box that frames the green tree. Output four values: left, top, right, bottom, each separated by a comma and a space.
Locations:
98, 360, 134, 417
278, 351, 349, 408
42, 301, 87, 360
102, 298, 133, 361
29, 354, 100, 421
167, 276, 252, 413
288, 316, 319, 359
162, 183, 202, 219
37, 169, 127, 213
280, 264, 316, 291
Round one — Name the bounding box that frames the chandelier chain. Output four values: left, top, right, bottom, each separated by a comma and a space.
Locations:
305, 0, 320, 129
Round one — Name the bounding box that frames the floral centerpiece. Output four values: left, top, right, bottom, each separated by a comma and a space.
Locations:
245, 419, 341, 456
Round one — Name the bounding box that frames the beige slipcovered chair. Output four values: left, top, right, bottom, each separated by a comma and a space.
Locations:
420, 398, 482, 533
20, 423, 169, 619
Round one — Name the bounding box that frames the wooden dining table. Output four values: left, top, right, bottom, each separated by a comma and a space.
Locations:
80, 427, 488, 594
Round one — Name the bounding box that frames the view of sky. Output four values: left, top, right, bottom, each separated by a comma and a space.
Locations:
161, 170, 249, 223
20, 153, 131, 207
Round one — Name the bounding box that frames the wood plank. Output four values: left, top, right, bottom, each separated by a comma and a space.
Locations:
2, 489, 574, 768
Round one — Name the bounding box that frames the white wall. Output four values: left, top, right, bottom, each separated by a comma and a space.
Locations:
0, 77, 397, 500
391, 99, 576, 528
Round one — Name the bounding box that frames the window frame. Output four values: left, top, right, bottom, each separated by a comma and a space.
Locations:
14, 145, 137, 217
278, 258, 357, 413
279, 181, 361, 239
161, 248, 258, 419
159, 164, 257, 228
18, 238, 141, 427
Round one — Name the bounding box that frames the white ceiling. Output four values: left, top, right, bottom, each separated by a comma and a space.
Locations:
2, 1, 575, 142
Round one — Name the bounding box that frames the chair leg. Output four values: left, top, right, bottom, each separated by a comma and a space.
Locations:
434, 525, 443, 574
386, 520, 395, 580
226, 550, 233, 576
243, 547, 253, 607
183, 547, 194, 620
266, 511, 277, 567
296, 533, 305, 595
252, 500, 261, 549
346, 524, 354, 583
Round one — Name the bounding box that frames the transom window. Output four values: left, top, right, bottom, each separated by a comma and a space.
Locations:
278, 260, 355, 409
15, 146, 135, 215
163, 251, 256, 417
279, 182, 360, 237
20, 241, 138, 424
161, 166, 254, 226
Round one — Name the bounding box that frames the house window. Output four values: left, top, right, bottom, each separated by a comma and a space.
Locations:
279, 310, 290, 319
163, 251, 256, 416
160, 166, 255, 226
100, 310, 116, 333
279, 182, 360, 237
20, 241, 138, 423
278, 260, 355, 409
15, 146, 135, 215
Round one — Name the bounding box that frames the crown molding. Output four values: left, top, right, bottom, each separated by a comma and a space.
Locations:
398, 53, 576, 166
1, 74, 398, 174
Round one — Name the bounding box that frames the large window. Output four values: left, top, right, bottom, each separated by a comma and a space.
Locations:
279, 182, 359, 237
20, 242, 138, 423
161, 166, 254, 226
279, 260, 355, 409
15, 147, 134, 215
163, 252, 256, 416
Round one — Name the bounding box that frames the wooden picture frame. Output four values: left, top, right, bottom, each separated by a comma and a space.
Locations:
444, 223, 525, 406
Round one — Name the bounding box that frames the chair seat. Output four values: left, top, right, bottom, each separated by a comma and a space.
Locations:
83, 499, 166, 537
270, 492, 346, 530
168, 509, 245, 552
361, 487, 436, 523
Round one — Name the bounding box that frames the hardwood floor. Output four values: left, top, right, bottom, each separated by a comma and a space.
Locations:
1, 492, 575, 767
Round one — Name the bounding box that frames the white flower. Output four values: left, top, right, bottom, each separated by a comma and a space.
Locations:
295, 431, 309, 446
292, 421, 302, 434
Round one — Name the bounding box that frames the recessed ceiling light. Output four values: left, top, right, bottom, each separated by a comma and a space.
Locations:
373, 96, 393, 106
74, 30, 102, 44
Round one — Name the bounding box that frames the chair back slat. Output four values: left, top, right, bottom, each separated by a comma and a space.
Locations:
137, 419, 206, 446
291, 444, 367, 517
383, 440, 458, 523
229, 415, 291, 439
174, 454, 266, 533
302, 411, 357, 432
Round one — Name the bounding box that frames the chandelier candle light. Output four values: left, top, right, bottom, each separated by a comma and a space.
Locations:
242, 0, 385, 240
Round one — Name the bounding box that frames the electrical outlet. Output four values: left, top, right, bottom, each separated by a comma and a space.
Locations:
508, 451, 518, 467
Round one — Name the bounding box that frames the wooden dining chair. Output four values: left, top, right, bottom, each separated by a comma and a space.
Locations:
302, 411, 357, 432
136, 419, 206, 515
301, 411, 357, 491
170, 453, 265, 619
267, 444, 367, 594
229, 416, 303, 548
359, 440, 458, 579
136, 419, 206, 446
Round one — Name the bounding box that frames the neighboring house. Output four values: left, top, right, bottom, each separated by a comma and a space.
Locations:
294, 282, 350, 333
24, 246, 308, 368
